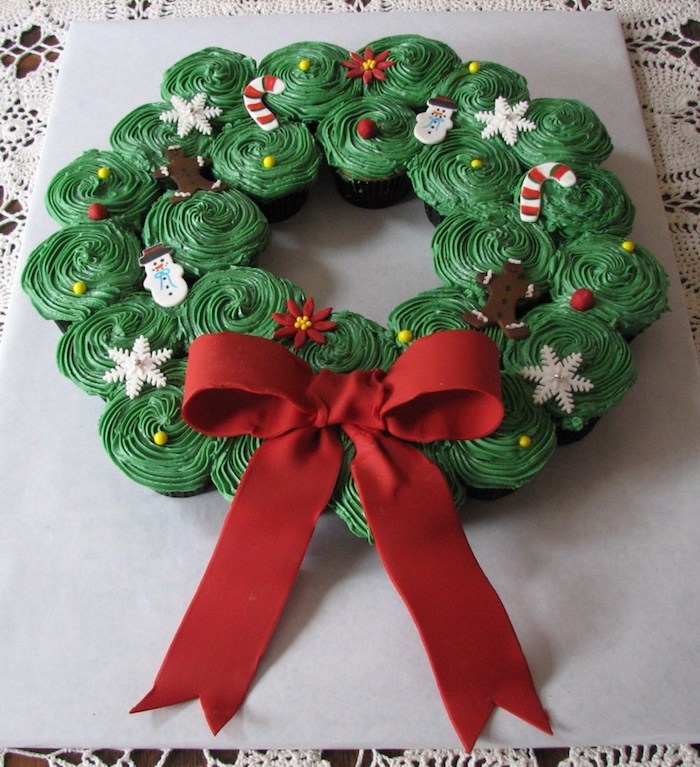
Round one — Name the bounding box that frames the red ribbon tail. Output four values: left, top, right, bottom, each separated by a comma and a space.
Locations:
131, 428, 343, 734
347, 427, 551, 751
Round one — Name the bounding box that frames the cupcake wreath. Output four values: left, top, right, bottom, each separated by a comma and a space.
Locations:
22, 35, 669, 749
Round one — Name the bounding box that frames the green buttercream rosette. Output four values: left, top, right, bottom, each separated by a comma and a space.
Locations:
45, 149, 159, 230
142, 188, 269, 277
160, 47, 256, 124
98, 360, 219, 496
408, 126, 523, 217
388, 284, 481, 340
356, 34, 461, 110
56, 292, 182, 398
21, 220, 143, 324
180, 265, 304, 345
432, 205, 557, 291
510, 98, 613, 167
210, 434, 263, 502
502, 303, 637, 432
550, 234, 669, 337
257, 42, 363, 123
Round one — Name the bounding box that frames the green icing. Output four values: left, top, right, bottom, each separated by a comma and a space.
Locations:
257, 42, 363, 123
550, 234, 669, 336
317, 95, 420, 180
211, 434, 263, 501
181, 265, 304, 345
211, 119, 321, 201
56, 292, 182, 398
356, 34, 461, 110
432, 205, 557, 291
425, 372, 556, 491
511, 98, 613, 167
433, 60, 530, 129
45, 149, 159, 230
98, 360, 217, 495
407, 126, 523, 216
142, 188, 269, 277
21, 220, 143, 323
502, 303, 637, 431
387, 284, 482, 340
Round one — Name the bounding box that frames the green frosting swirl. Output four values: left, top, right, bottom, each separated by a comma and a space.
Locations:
511, 98, 613, 167
433, 60, 530, 129
550, 234, 669, 336
357, 34, 462, 110
181, 265, 303, 345
502, 303, 637, 431
408, 127, 523, 216
21, 220, 143, 323
537, 166, 635, 239
426, 372, 556, 491
295, 310, 397, 373
56, 292, 182, 398
98, 360, 217, 495
160, 47, 256, 124
110, 101, 215, 172
210, 434, 263, 501
432, 205, 557, 291
142, 188, 269, 277
211, 119, 321, 201
45, 149, 159, 230
317, 95, 420, 180
257, 42, 363, 123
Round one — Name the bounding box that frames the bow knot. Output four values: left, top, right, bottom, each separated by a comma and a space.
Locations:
307, 367, 387, 430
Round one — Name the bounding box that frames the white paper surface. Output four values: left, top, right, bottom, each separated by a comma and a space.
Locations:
1, 11, 699, 750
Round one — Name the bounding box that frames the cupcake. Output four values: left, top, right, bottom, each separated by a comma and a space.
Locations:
211, 118, 321, 222
316, 95, 420, 208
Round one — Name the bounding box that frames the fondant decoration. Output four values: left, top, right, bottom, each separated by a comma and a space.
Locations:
102, 335, 173, 400
298, 58, 311, 72
356, 117, 378, 139
262, 155, 276, 169
467, 61, 480, 74
153, 430, 169, 446
519, 162, 577, 222
72, 281, 87, 295
570, 288, 595, 312
272, 297, 337, 349
152, 145, 227, 203
131, 330, 551, 750
414, 96, 457, 145
96, 166, 111, 180
87, 202, 109, 220
520, 344, 594, 413
140, 244, 189, 308
621, 239, 635, 253
518, 434, 532, 449
243, 75, 286, 131
159, 93, 222, 138
474, 96, 536, 146
469, 158, 483, 169
463, 259, 539, 339
396, 328, 413, 344
341, 47, 395, 84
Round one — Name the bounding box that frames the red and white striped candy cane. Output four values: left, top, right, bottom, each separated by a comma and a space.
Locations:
519, 162, 577, 222
243, 75, 286, 131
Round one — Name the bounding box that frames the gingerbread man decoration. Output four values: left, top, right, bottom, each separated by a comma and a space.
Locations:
463, 258, 539, 339
153, 145, 228, 203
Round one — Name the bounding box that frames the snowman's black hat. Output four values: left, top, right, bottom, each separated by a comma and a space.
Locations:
140, 243, 173, 266
427, 95, 457, 111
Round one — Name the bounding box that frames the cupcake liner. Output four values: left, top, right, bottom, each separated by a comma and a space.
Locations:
556, 417, 600, 445
254, 188, 310, 223
332, 170, 411, 209
424, 202, 443, 226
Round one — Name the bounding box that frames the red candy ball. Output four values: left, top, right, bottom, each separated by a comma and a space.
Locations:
570, 288, 595, 311
87, 202, 110, 221
357, 118, 378, 139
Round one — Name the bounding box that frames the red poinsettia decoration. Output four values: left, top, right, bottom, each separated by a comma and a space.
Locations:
272, 297, 337, 349
341, 47, 395, 85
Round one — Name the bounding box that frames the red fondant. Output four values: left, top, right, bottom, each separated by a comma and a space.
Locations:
131, 330, 551, 749
357, 117, 378, 139
87, 202, 109, 220
570, 288, 595, 311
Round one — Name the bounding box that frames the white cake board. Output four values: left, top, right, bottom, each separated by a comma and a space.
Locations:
1, 11, 699, 750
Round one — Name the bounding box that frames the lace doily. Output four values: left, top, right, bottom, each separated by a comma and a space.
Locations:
0, 0, 698, 764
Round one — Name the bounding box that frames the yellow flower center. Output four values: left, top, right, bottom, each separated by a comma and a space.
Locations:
295, 315, 313, 331
362, 59, 376, 70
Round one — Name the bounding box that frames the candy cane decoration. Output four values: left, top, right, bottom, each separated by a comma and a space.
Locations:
243, 75, 286, 131
519, 162, 577, 222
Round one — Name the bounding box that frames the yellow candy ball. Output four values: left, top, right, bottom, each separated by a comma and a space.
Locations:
96, 166, 111, 180
397, 329, 413, 345
298, 58, 311, 72
467, 61, 480, 74
72, 281, 87, 295
262, 155, 277, 169
518, 434, 532, 449
621, 240, 635, 253
470, 158, 483, 169
153, 430, 169, 446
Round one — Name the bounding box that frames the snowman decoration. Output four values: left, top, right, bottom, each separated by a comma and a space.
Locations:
140, 244, 188, 308
414, 95, 458, 145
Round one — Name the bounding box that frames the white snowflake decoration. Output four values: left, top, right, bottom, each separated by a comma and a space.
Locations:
520, 344, 594, 414
159, 93, 222, 138
103, 335, 173, 399
474, 96, 536, 146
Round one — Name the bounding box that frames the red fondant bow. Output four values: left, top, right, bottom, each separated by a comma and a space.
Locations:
131, 329, 551, 749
